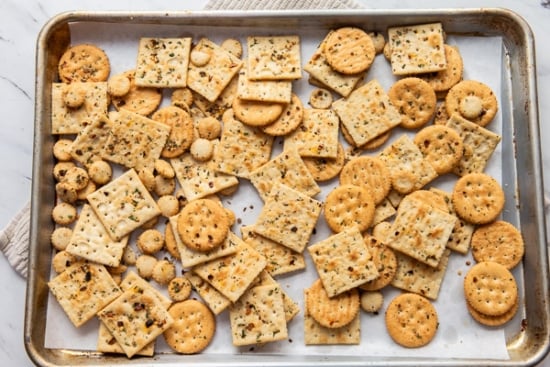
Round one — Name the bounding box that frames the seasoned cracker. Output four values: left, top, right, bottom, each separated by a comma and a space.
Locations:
302, 142, 345, 182
308, 227, 378, 297
232, 97, 285, 127
359, 235, 397, 291
372, 198, 397, 226
261, 93, 304, 136
192, 73, 239, 120
151, 106, 195, 159
253, 184, 322, 253
236, 66, 292, 103
252, 271, 300, 322
471, 220, 524, 269
247, 35, 301, 80
324, 27, 375, 75
97, 321, 155, 356
466, 296, 519, 327
87, 169, 161, 241
414, 124, 464, 175
339, 156, 391, 205
324, 184, 375, 233
309, 87, 333, 109
421, 44, 464, 93
135, 37, 191, 88
58, 44, 110, 83
388, 77, 437, 129
445, 80, 498, 127
306, 279, 359, 329
185, 272, 231, 315
69, 115, 112, 168
111, 70, 162, 116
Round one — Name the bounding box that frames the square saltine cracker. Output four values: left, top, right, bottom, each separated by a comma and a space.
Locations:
378, 134, 438, 194
193, 236, 267, 303
65, 204, 128, 267
97, 321, 155, 357
254, 184, 322, 253
252, 270, 300, 322
391, 249, 451, 300
169, 215, 239, 268
69, 115, 112, 168
249, 147, 320, 202
192, 73, 238, 120
51, 82, 108, 135
445, 113, 502, 176
386, 196, 456, 268
247, 35, 301, 80
102, 109, 170, 172
185, 272, 231, 315
135, 37, 192, 88
213, 109, 274, 179
229, 283, 288, 346
241, 226, 306, 277
236, 65, 292, 103
303, 289, 360, 345
303, 31, 364, 97
307, 227, 378, 297
388, 22, 447, 75
48, 262, 122, 327
332, 79, 402, 147
97, 282, 173, 358
284, 108, 339, 159
187, 38, 243, 102
87, 169, 161, 241
171, 151, 239, 202
372, 198, 397, 227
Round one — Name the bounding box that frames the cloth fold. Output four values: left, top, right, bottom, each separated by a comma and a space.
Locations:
0, 201, 30, 278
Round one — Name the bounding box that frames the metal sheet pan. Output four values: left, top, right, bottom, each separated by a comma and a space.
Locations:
25, 8, 550, 366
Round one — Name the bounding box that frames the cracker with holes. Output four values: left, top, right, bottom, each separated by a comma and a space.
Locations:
193, 237, 267, 302
48, 263, 122, 327
386, 196, 456, 268
187, 38, 243, 102
247, 35, 301, 80
185, 272, 232, 315
307, 227, 378, 297
284, 108, 339, 159
229, 283, 288, 346
135, 37, 192, 88
249, 147, 320, 201
388, 22, 447, 75
445, 113, 501, 176
51, 82, 109, 134
97, 321, 155, 357
303, 31, 365, 97
170, 152, 239, 201
69, 115, 112, 168
253, 271, 300, 322
391, 249, 451, 300
236, 65, 292, 103
332, 79, 402, 147
87, 169, 161, 241
241, 226, 306, 277
213, 109, 274, 179
192, 74, 239, 120
254, 184, 322, 253
65, 204, 128, 267
102, 109, 170, 172
379, 134, 438, 194
97, 281, 174, 358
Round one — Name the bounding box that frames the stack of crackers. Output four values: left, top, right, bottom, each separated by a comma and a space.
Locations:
46, 20, 523, 359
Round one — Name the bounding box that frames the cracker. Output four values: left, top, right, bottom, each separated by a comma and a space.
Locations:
192, 73, 238, 120
120, 271, 172, 309
51, 82, 108, 135
213, 109, 274, 179
452, 172, 505, 225
421, 44, 464, 93
111, 70, 162, 116
48, 263, 122, 327
385, 196, 456, 267
170, 152, 239, 201
253, 184, 322, 253
388, 77, 437, 129
163, 300, 216, 354
304, 290, 361, 345
445, 113, 502, 176
324, 184, 375, 233
414, 124, 464, 175
303, 31, 365, 97
58, 44, 110, 83
307, 227, 378, 297
466, 296, 519, 327
249, 147, 320, 202
463, 261, 518, 316
185, 272, 231, 315
247, 35, 301, 80
65, 204, 128, 267
283, 108, 339, 159
151, 105, 195, 159
97, 321, 155, 356
236, 65, 292, 103
261, 93, 304, 136
232, 97, 285, 127
135, 37, 192, 88
69, 115, 112, 168
302, 142, 345, 182
309, 87, 333, 109
471, 220, 524, 269
97, 282, 174, 358
102, 109, 170, 172
192, 237, 267, 302
241, 226, 306, 277
359, 235, 397, 291
306, 279, 359, 329
339, 156, 391, 205
391, 249, 451, 300
332, 79, 402, 147
372, 198, 397, 227
169, 215, 238, 268
445, 80, 498, 127
388, 22, 447, 75
360, 291, 384, 313
252, 271, 300, 322
385, 293, 439, 348
378, 134, 438, 194
187, 38, 243, 102
323, 27, 375, 75
87, 169, 161, 241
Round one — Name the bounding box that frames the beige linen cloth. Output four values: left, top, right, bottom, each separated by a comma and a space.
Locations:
0, 0, 362, 279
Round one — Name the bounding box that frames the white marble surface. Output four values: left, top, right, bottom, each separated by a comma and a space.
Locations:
0, 0, 549, 365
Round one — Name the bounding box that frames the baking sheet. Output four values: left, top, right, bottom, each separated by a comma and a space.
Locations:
41, 21, 514, 360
